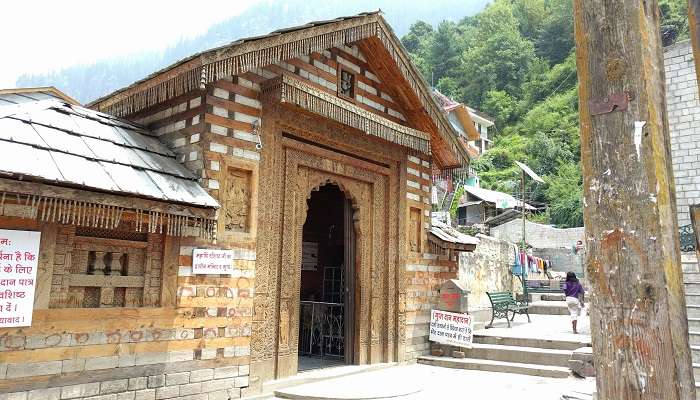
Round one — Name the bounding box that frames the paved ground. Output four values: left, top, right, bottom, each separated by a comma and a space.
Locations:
477, 312, 592, 344
272, 363, 596, 400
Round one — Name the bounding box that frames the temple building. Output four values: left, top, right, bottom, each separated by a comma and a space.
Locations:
0, 12, 476, 399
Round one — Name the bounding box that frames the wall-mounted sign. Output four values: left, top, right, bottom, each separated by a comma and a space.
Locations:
0, 229, 41, 327
429, 309, 473, 348
301, 242, 318, 271
192, 248, 234, 274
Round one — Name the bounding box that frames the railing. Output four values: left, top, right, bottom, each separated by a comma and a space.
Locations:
680, 224, 697, 252
299, 301, 344, 359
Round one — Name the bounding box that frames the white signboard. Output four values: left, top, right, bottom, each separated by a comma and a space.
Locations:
429, 309, 474, 348
0, 229, 41, 327
192, 248, 234, 274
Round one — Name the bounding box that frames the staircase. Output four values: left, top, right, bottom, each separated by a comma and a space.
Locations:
682, 252, 700, 394
418, 334, 581, 379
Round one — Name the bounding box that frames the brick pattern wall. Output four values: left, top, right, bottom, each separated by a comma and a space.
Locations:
404, 253, 458, 360
664, 40, 700, 227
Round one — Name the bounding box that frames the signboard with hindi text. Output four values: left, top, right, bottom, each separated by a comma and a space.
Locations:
429, 309, 474, 348
0, 229, 41, 327
192, 248, 235, 274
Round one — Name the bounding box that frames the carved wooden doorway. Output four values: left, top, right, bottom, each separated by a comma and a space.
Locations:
297, 183, 356, 371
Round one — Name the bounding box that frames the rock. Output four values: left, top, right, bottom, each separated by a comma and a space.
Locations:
569, 346, 595, 377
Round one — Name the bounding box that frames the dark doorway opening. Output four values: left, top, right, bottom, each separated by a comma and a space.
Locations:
298, 183, 355, 371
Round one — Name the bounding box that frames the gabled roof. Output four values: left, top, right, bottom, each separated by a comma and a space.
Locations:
88, 11, 469, 169
433, 89, 481, 141
0, 89, 218, 209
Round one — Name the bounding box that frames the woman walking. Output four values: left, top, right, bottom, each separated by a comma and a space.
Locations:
564, 272, 585, 334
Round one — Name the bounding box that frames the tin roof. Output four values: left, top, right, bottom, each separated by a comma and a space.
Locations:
461, 185, 534, 210
0, 89, 219, 209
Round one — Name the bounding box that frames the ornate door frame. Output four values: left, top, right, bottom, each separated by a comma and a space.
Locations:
251, 104, 405, 381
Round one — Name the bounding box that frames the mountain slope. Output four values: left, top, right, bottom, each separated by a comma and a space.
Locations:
17, 0, 489, 103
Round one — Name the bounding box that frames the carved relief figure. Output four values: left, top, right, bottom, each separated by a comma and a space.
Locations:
409, 208, 420, 252
225, 169, 251, 232
340, 70, 355, 98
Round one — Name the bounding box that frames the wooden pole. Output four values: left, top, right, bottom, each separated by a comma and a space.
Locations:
690, 0, 700, 90
573, 1, 694, 399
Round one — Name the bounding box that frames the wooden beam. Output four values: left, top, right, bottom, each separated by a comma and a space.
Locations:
0, 178, 217, 219
574, 1, 694, 398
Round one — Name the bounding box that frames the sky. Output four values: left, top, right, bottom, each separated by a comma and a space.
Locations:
0, 0, 261, 88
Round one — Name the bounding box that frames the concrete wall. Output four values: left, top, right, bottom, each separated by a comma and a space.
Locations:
458, 235, 519, 323
490, 219, 584, 249
532, 247, 585, 276
664, 40, 700, 227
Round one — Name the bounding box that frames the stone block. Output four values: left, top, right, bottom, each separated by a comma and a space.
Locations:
206, 391, 229, 400
129, 377, 148, 391
28, 388, 61, 400
213, 366, 238, 379
7, 361, 62, 378
189, 369, 214, 382
0, 393, 27, 400
101, 379, 129, 395
238, 365, 249, 376
204, 378, 235, 392
84, 395, 117, 400
569, 346, 595, 377
451, 350, 465, 358
61, 382, 101, 399
134, 389, 156, 400
179, 382, 202, 396
117, 393, 135, 400
155, 386, 179, 399
86, 356, 119, 371
165, 372, 190, 386
62, 359, 86, 373
148, 375, 166, 388
234, 376, 249, 388
119, 354, 136, 368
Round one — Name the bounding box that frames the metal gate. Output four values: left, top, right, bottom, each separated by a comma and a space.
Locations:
299, 301, 345, 358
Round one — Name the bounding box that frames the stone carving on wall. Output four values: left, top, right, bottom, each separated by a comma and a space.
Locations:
409, 208, 421, 252
339, 69, 355, 99
225, 168, 251, 233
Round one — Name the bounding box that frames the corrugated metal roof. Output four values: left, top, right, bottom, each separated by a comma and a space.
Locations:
462, 185, 535, 210
0, 92, 218, 209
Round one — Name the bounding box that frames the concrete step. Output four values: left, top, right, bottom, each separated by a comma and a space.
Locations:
464, 343, 572, 367
473, 334, 589, 351
528, 301, 569, 316
417, 355, 571, 378
692, 346, 700, 361
689, 318, 700, 331
695, 364, 700, 382
687, 283, 700, 293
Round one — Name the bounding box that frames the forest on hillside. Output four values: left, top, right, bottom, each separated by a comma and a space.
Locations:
401, 0, 689, 228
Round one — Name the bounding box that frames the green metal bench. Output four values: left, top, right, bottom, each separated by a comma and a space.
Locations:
486, 291, 531, 328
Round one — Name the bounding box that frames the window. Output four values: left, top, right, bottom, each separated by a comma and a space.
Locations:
49, 226, 163, 308
338, 68, 355, 100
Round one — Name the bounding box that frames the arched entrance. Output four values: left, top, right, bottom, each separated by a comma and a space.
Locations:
298, 183, 355, 371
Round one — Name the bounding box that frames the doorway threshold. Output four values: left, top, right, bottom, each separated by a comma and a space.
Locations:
243, 362, 397, 400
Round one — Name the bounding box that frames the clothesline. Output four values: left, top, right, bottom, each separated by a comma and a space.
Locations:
511, 245, 551, 276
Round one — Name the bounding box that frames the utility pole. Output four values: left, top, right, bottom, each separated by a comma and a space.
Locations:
573, 1, 694, 399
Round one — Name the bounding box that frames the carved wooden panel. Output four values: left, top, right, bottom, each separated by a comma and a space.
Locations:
409, 208, 422, 253
50, 230, 163, 309
225, 168, 252, 233
251, 102, 405, 379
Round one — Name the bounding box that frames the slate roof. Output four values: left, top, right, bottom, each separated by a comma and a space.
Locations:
0, 88, 218, 209
429, 218, 480, 247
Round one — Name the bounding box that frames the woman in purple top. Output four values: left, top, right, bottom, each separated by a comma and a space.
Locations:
564, 272, 585, 334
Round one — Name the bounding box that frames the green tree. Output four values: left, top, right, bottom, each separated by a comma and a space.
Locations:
482, 90, 517, 127
545, 163, 583, 228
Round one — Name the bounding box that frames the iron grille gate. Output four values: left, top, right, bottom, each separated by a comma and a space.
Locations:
299, 301, 344, 359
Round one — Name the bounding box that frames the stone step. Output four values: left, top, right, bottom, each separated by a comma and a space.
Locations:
417, 355, 571, 378
692, 345, 700, 361
528, 301, 570, 316
689, 306, 700, 319
689, 318, 700, 331
691, 332, 700, 346
463, 343, 572, 368
687, 283, 700, 293
686, 273, 700, 283
688, 293, 700, 306
695, 364, 700, 382
473, 335, 589, 351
